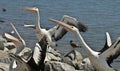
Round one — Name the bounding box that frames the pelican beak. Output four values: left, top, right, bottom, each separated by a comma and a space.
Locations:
5, 33, 20, 42
4, 33, 21, 47
10, 23, 26, 46
22, 7, 38, 14
48, 18, 73, 32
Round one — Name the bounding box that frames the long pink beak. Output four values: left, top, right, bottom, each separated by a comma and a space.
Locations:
48, 18, 73, 32
5, 33, 20, 42
22, 7, 38, 14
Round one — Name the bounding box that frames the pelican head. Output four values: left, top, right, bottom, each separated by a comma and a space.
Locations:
49, 18, 79, 34
22, 7, 39, 15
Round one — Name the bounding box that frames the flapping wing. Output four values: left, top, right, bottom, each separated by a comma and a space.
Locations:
33, 36, 48, 65
60, 15, 87, 32
48, 25, 58, 37
52, 15, 88, 41
99, 32, 112, 52
100, 37, 120, 66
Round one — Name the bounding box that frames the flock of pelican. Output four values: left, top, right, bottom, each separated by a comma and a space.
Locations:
0, 7, 120, 71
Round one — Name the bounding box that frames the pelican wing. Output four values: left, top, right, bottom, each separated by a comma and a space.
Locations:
24, 24, 36, 29
106, 32, 112, 46
33, 36, 48, 65
99, 32, 112, 52
52, 15, 88, 41
100, 37, 120, 65
60, 15, 88, 32
33, 43, 42, 65
53, 25, 67, 41
48, 25, 58, 37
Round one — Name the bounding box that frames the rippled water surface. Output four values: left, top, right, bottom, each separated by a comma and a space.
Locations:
0, 0, 120, 70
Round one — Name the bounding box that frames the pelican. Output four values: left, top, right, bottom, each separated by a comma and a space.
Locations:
22, 7, 57, 47
80, 32, 112, 70
24, 15, 87, 41
27, 35, 48, 71
10, 23, 32, 62
9, 36, 48, 71
8, 23, 32, 71
22, 7, 87, 47
49, 19, 119, 71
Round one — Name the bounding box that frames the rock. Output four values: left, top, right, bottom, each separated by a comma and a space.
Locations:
0, 35, 7, 42
79, 58, 95, 71
45, 47, 62, 62
63, 50, 83, 70
0, 35, 7, 50
0, 50, 12, 64
64, 50, 83, 61
0, 41, 4, 50
17, 47, 32, 63
0, 62, 9, 71
44, 61, 76, 71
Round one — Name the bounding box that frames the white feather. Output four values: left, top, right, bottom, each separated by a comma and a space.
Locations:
33, 43, 41, 64
106, 32, 112, 47
12, 61, 17, 69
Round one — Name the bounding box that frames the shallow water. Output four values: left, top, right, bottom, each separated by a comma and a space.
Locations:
0, 0, 120, 70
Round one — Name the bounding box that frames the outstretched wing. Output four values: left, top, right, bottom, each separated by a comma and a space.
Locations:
100, 37, 120, 66
32, 36, 48, 66
51, 15, 88, 41
99, 32, 112, 52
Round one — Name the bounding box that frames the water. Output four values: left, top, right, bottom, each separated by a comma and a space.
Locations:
0, 0, 120, 70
